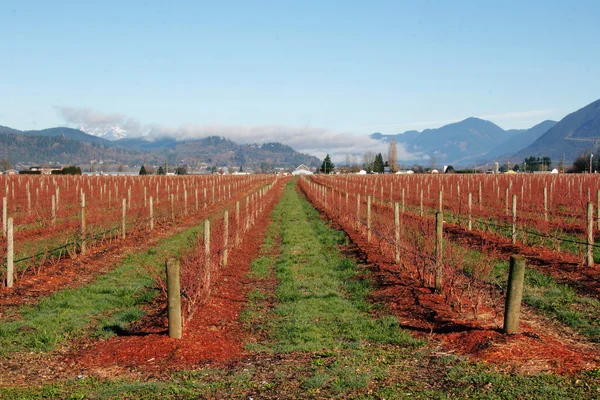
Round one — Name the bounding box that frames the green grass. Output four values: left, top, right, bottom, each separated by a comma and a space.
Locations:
0, 223, 204, 354
259, 181, 420, 353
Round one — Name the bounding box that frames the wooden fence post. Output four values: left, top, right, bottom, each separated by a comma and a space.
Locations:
544, 186, 548, 221
184, 189, 188, 216
6, 217, 13, 288
150, 196, 154, 230
171, 194, 175, 222
122, 198, 126, 239
51, 194, 56, 226
468, 193, 472, 231
587, 202, 594, 266
204, 219, 211, 295
81, 193, 86, 256
223, 210, 229, 268
367, 196, 372, 243
434, 211, 443, 293
235, 200, 240, 245
503, 255, 526, 334
512, 194, 517, 245
394, 202, 400, 263
356, 194, 361, 230
2, 197, 6, 237
166, 258, 182, 339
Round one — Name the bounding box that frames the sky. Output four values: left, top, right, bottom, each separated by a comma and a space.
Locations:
1, 0, 599, 161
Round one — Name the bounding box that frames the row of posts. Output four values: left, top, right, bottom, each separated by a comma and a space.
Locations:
309, 179, 532, 335
164, 182, 274, 338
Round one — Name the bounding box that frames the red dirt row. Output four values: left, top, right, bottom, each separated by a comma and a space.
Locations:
69, 178, 288, 375
0, 183, 273, 317
299, 182, 600, 374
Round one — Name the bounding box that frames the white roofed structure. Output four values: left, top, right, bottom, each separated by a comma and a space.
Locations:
292, 164, 313, 175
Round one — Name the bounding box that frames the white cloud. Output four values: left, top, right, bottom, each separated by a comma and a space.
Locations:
55, 107, 425, 163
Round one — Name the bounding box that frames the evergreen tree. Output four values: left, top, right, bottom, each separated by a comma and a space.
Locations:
139, 165, 148, 175
320, 154, 334, 174
157, 166, 165, 175
373, 153, 385, 173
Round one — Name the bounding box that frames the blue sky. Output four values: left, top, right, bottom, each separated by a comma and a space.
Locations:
1, 0, 599, 159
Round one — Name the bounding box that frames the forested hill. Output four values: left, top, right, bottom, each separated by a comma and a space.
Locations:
0, 126, 321, 169
0, 131, 150, 165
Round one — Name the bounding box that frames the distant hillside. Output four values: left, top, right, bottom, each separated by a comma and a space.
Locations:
0, 131, 151, 165
484, 120, 557, 161
371, 117, 515, 165
20, 127, 116, 147
513, 99, 600, 162
0, 126, 321, 170
123, 136, 321, 169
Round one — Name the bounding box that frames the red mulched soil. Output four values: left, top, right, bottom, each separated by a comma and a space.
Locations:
0, 188, 268, 319
301, 185, 600, 375
444, 223, 600, 300
70, 180, 287, 375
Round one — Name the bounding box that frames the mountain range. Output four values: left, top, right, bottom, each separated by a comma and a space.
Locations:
371, 118, 558, 166
511, 99, 600, 162
3, 98, 599, 171
0, 126, 320, 171
370, 98, 600, 167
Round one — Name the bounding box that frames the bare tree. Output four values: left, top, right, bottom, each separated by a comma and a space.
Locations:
351, 155, 360, 173
363, 151, 376, 172
0, 159, 12, 172
429, 155, 437, 171
387, 139, 398, 173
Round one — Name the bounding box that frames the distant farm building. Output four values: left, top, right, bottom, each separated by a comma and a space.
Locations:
292, 164, 313, 176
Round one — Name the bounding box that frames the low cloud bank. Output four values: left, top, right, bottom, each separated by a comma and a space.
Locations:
56, 106, 425, 163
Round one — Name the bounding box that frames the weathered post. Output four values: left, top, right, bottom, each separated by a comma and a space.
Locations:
434, 211, 443, 293
367, 196, 372, 242
402, 188, 405, 213
204, 219, 211, 294
81, 193, 86, 256
468, 192, 472, 231
394, 202, 400, 263
223, 210, 229, 267
544, 186, 548, 221
356, 194, 361, 230
503, 255, 526, 334
587, 202, 594, 266
2, 197, 6, 237
166, 258, 182, 339
170, 194, 175, 222
150, 196, 154, 230
51, 194, 56, 226
122, 198, 126, 239
512, 194, 517, 245
6, 217, 13, 288
184, 189, 188, 216
235, 200, 240, 245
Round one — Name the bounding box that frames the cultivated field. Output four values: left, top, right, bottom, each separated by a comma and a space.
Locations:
0, 174, 599, 399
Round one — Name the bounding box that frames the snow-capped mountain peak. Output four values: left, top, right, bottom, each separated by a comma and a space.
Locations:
78, 124, 128, 141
